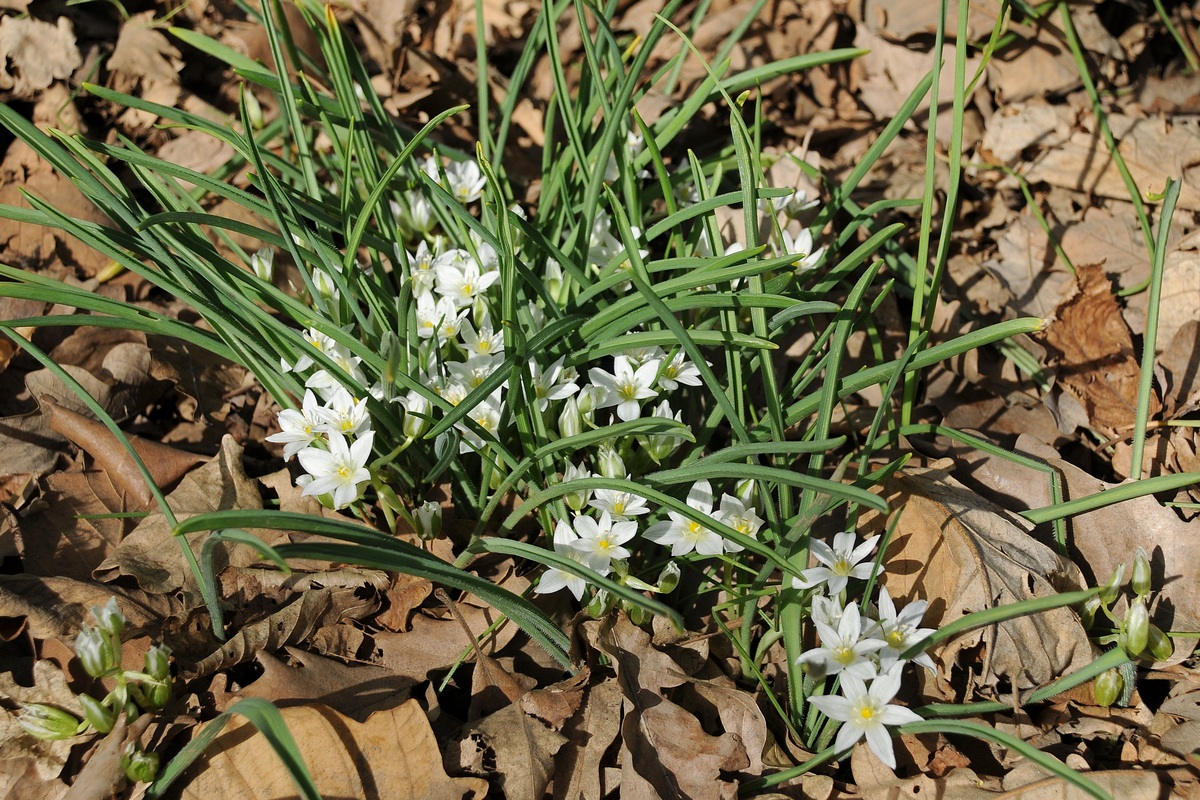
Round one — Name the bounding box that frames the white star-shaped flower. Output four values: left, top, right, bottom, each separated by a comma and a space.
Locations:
796, 600, 885, 680
870, 587, 936, 672
297, 431, 374, 509
644, 480, 724, 557
570, 511, 636, 571
588, 355, 660, 422
791, 531, 880, 595
806, 664, 922, 770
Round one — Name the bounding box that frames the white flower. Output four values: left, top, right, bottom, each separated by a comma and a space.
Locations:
589, 488, 650, 519
570, 511, 636, 571
393, 189, 435, 236
405, 239, 438, 295
714, 494, 764, 553
870, 588, 936, 672
777, 228, 825, 273
456, 396, 503, 453
769, 188, 820, 218
796, 600, 885, 680
588, 355, 660, 422
791, 531, 880, 595
562, 462, 593, 512
642, 399, 686, 464
311, 268, 339, 301
656, 350, 703, 391
435, 259, 500, 309
400, 390, 432, 438
644, 480, 724, 556
297, 430, 374, 509
529, 356, 579, 411
315, 387, 371, 437
811, 594, 847, 629
266, 390, 325, 460
806, 664, 922, 770
445, 354, 503, 390
444, 158, 486, 203
535, 520, 593, 600
415, 292, 466, 341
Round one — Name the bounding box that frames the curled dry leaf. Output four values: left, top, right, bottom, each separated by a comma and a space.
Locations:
0, 16, 80, 99
107, 12, 183, 132
868, 465, 1094, 694
465, 703, 567, 800
178, 701, 487, 799
0, 575, 180, 643
552, 677, 623, 800
14, 470, 131, 581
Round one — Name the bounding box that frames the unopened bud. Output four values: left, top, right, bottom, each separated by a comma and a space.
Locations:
1147, 623, 1174, 662
413, 501, 442, 541
1078, 594, 1102, 631
243, 89, 265, 130
1123, 597, 1150, 656
576, 385, 603, 417
656, 561, 681, 594
76, 625, 116, 679
1098, 564, 1125, 605
144, 644, 171, 682
121, 743, 159, 783
402, 391, 431, 439
735, 478, 756, 506
626, 602, 651, 626
17, 704, 80, 740
596, 442, 625, 480
78, 694, 116, 734
250, 247, 275, 282
91, 598, 126, 638
1131, 547, 1152, 598
558, 397, 582, 439
586, 589, 615, 618
1094, 668, 1123, 707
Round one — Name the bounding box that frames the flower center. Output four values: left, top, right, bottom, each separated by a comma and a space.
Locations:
831, 556, 852, 576
858, 706, 875, 721
833, 646, 855, 665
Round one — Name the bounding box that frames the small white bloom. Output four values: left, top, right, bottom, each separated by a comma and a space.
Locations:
791, 531, 880, 595
435, 259, 500, 309
444, 158, 486, 203
297, 430, 374, 509
570, 511, 636, 571
656, 350, 703, 391
796, 600, 885, 680
806, 664, 922, 770
535, 520, 592, 600
266, 390, 326, 460
415, 292, 466, 341
446, 354, 504, 390
777, 228, 825, 273
589, 488, 651, 519
870, 587, 936, 672
714, 494, 764, 553
588, 355, 660, 422
456, 396, 503, 453
644, 480, 724, 557
642, 400, 686, 464
529, 356, 579, 411
562, 462, 593, 512
316, 387, 371, 437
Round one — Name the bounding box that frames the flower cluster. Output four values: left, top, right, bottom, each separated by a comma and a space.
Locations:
792, 530, 934, 768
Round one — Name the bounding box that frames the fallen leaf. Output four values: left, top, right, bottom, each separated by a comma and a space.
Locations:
107, 12, 183, 132
13, 470, 132, 581
520, 668, 588, 730
468, 702, 567, 800
0, 575, 180, 643
691, 677, 770, 774
622, 696, 748, 799
869, 465, 1094, 693
0, 660, 84, 783
178, 701, 487, 799
0, 16, 80, 99
552, 677, 623, 800
61, 714, 152, 800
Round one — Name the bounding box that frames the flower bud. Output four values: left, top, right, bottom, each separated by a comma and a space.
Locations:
626, 602, 651, 626
1078, 594, 1102, 631
1147, 623, 1174, 662
413, 501, 442, 541
562, 463, 591, 512
576, 385, 603, 417
1098, 564, 1125, 605
250, 247, 275, 282
655, 561, 681, 594
121, 743, 160, 783
586, 589, 615, 618
143, 680, 171, 711
78, 694, 116, 734
596, 442, 625, 480
558, 397, 583, 439
243, 89, 265, 130
17, 704, 81, 740
1123, 597, 1150, 656
144, 644, 171, 682
76, 625, 116, 679
401, 391, 431, 439
735, 478, 756, 506
91, 598, 126, 638
1094, 668, 1123, 707
1131, 547, 1152, 598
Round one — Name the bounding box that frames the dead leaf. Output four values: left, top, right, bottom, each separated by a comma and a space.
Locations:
61, 714, 152, 800
0, 16, 80, 99
520, 668, 588, 730
1001, 770, 1164, 798
869, 465, 1094, 693
375, 573, 432, 632
468, 652, 534, 721
1040, 263, 1160, 437
107, 13, 183, 132
0, 660, 84, 783
622, 696, 748, 799
691, 677, 770, 774
0, 575, 180, 643
178, 701, 487, 799
13, 470, 132, 581
468, 703, 567, 800
552, 677, 623, 800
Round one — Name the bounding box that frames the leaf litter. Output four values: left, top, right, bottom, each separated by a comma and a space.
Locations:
0, 0, 1199, 797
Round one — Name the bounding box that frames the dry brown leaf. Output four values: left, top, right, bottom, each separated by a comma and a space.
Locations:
236, 647, 415, 721
179, 701, 486, 799
1001, 770, 1164, 798
1040, 263, 1160, 437
520, 668, 588, 731
375, 573, 432, 632
552, 677, 623, 800
0, 575, 180, 643
61, 714, 152, 800
13, 470, 131, 581
95, 436, 268, 608
107, 13, 183, 132
0, 16, 80, 99
588, 613, 692, 696
870, 465, 1093, 693
46, 402, 206, 505
468, 703, 567, 800
852, 745, 994, 798
622, 696, 748, 799
468, 652, 534, 721
1124, 239, 1200, 357
691, 678, 770, 774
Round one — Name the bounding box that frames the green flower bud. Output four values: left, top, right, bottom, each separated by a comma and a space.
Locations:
144, 644, 171, 682
76, 625, 116, 679
656, 561, 681, 594
401, 391, 431, 439
143, 681, 171, 711
586, 589, 615, 618
626, 602, 651, 626
121, 743, 159, 784
735, 478, 756, 506
78, 694, 116, 734
91, 598, 126, 638
243, 89, 265, 130
558, 397, 583, 440
1147, 623, 1174, 662
576, 385, 602, 417
596, 442, 625, 480
17, 704, 81, 740
1094, 668, 1123, 707
1098, 564, 1125, 605
1078, 594, 1102, 631
250, 247, 274, 283
413, 501, 442, 541
1131, 547, 1152, 598
1123, 597, 1150, 656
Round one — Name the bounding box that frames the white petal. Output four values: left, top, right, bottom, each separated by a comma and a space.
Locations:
863, 722, 897, 769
